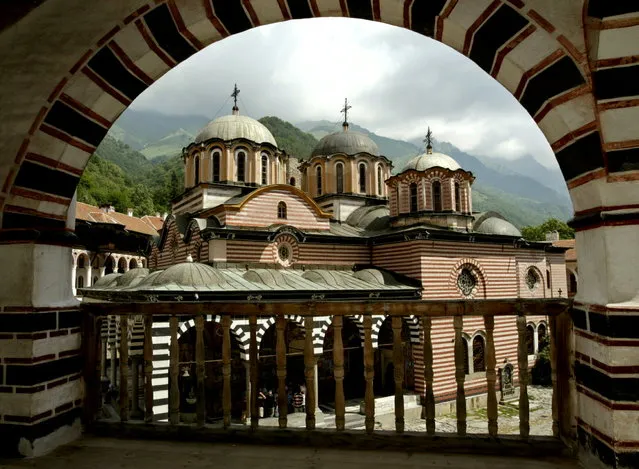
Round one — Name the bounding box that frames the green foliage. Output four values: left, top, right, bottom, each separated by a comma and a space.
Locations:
259, 116, 318, 159
77, 136, 184, 216
521, 218, 575, 241
531, 335, 551, 386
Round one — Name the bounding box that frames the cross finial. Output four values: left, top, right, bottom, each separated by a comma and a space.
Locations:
341, 98, 352, 127
424, 127, 433, 154
231, 83, 240, 110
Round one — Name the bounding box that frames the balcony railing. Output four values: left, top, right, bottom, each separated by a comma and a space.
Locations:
81, 298, 574, 457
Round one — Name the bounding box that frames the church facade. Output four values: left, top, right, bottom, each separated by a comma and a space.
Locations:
87, 99, 567, 423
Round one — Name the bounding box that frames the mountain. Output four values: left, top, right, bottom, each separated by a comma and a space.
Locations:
297, 120, 420, 165
85, 109, 572, 225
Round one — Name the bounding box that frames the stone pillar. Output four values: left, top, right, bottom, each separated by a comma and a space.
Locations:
86, 265, 92, 287
0, 242, 82, 457
570, 217, 639, 468
71, 262, 77, 296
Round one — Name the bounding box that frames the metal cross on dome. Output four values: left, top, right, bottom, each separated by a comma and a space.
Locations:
423, 127, 433, 149
341, 98, 352, 125
231, 84, 240, 108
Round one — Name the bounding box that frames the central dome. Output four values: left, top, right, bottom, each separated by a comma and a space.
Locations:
195, 114, 277, 146
402, 151, 461, 172
311, 128, 379, 157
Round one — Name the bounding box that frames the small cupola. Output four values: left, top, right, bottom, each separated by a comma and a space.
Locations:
386, 127, 475, 231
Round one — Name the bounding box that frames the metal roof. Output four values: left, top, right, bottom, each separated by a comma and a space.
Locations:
311, 129, 380, 157
195, 114, 277, 146
80, 264, 422, 303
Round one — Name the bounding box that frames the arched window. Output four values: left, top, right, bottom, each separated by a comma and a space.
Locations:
289, 177, 296, 186
277, 201, 287, 219
105, 257, 115, 275
396, 186, 401, 213
358, 163, 367, 193
526, 324, 535, 354
473, 335, 486, 372
316, 166, 322, 196
336, 162, 344, 194
261, 154, 268, 185
568, 271, 577, 296
409, 183, 418, 213
236, 151, 246, 182
461, 337, 469, 375
76, 276, 84, 289
212, 151, 220, 182
194, 156, 200, 185
129, 259, 137, 270
377, 165, 383, 195
77, 255, 85, 268
455, 182, 461, 212
546, 270, 551, 290
537, 323, 547, 348
432, 180, 442, 212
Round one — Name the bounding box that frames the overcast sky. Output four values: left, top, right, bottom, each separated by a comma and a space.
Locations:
130, 18, 557, 168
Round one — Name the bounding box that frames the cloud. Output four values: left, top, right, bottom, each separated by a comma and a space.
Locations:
130, 18, 556, 168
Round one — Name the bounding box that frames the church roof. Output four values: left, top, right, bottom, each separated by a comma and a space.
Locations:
80, 263, 422, 302
402, 151, 462, 172
76, 202, 159, 237
194, 114, 277, 146
311, 128, 380, 157
473, 212, 522, 237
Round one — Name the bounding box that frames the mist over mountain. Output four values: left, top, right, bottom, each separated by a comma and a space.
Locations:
85, 109, 572, 226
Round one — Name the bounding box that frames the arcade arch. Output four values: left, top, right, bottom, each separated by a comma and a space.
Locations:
0, 2, 637, 466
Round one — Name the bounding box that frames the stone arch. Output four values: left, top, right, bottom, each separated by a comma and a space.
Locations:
524, 265, 546, 296
372, 315, 421, 349
177, 314, 248, 360
317, 315, 364, 355
256, 314, 306, 344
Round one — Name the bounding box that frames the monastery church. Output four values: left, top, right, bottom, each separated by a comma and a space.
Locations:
83, 90, 567, 423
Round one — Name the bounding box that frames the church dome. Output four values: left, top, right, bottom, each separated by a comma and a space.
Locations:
151, 262, 227, 287
474, 213, 521, 237
402, 151, 461, 172
311, 128, 379, 157
194, 114, 277, 147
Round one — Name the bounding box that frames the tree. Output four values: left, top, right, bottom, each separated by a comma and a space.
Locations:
521, 218, 574, 242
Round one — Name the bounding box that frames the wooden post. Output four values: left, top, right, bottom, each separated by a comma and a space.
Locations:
276, 316, 287, 429
392, 316, 405, 433
422, 316, 435, 435
249, 315, 259, 431
484, 315, 498, 437
304, 315, 316, 430
516, 313, 530, 438
169, 315, 180, 425
332, 316, 345, 431
222, 315, 232, 429
143, 315, 154, 423
453, 315, 466, 436
195, 315, 206, 427
363, 313, 375, 434
549, 315, 559, 437
119, 315, 129, 422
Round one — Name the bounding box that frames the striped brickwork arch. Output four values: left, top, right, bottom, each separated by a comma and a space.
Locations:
0, 0, 606, 231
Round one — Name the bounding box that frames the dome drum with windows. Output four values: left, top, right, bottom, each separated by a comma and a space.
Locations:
182, 85, 288, 192
387, 128, 476, 231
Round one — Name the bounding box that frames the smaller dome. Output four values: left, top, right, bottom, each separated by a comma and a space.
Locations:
151, 262, 226, 287
302, 270, 342, 287
92, 273, 121, 288
194, 114, 277, 146
311, 129, 379, 157
475, 216, 521, 237
346, 205, 390, 231
402, 152, 461, 172
353, 268, 399, 286
116, 268, 150, 287
243, 269, 289, 287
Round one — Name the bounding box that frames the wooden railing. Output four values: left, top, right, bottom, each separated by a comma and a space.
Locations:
82, 299, 573, 446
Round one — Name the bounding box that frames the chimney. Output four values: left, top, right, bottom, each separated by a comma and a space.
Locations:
155, 212, 161, 218
127, 208, 134, 217
99, 204, 114, 213
545, 230, 560, 242
162, 212, 168, 221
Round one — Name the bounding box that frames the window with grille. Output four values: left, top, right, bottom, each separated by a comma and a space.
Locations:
277, 201, 287, 219
194, 156, 200, 185
473, 335, 485, 372
410, 183, 418, 213
359, 163, 366, 193
261, 154, 268, 185
212, 151, 220, 182
316, 166, 322, 196
377, 165, 383, 195
236, 151, 246, 182
455, 182, 461, 212
336, 163, 344, 194
432, 180, 442, 211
